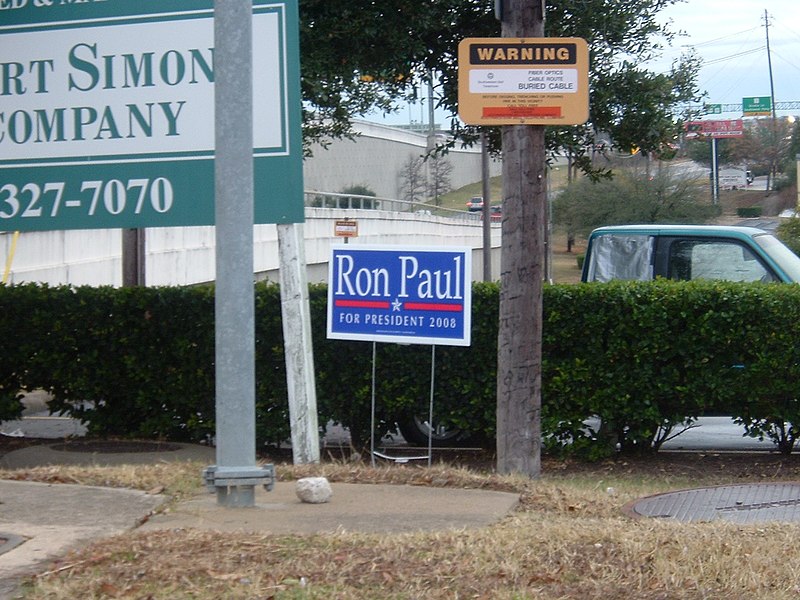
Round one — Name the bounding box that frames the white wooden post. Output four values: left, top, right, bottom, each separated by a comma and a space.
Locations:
278, 222, 320, 464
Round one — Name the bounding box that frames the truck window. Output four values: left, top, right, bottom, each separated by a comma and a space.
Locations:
667, 240, 776, 282
585, 234, 654, 282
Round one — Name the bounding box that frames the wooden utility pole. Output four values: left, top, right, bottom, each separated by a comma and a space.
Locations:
122, 229, 145, 287
496, 0, 546, 477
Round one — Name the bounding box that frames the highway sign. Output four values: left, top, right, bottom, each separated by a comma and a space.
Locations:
743, 96, 772, 117
704, 104, 722, 114
327, 245, 472, 346
457, 37, 589, 126
0, 0, 304, 231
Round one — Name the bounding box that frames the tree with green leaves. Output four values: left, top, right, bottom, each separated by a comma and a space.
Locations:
299, 0, 703, 173
553, 166, 718, 238
685, 137, 734, 169
299, 0, 702, 479
339, 184, 377, 209
777, 218, 800, 256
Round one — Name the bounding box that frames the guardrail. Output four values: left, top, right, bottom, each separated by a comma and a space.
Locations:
303, 191, 483, 222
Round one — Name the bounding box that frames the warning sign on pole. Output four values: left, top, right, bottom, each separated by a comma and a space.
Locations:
457, 37, 589, 126
334, 219, 359, 238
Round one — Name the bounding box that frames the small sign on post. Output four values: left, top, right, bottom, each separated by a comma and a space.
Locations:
334, 219, 359, 239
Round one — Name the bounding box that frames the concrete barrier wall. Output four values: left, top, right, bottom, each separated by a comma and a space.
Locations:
1, 229, 123, 287
303, 121, 501, 199
0, 121, 503, 287
2, 209, 501, 287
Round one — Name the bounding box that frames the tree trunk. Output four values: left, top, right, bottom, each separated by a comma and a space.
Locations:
496, 0, 545, 478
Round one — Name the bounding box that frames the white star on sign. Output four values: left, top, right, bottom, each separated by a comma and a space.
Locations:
392, 298, 402, 311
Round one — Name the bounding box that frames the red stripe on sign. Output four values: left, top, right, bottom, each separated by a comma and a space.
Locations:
404, 303, 463, 312
483, 106, 562, 118
335, 299, 391, 309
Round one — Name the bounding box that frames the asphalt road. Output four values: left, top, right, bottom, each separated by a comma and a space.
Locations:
659, 417, 774, 452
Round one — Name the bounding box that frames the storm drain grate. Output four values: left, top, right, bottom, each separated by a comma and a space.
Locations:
629, 483, 800, 524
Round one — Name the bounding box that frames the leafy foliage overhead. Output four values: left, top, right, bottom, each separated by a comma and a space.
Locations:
299, 0, 703, 172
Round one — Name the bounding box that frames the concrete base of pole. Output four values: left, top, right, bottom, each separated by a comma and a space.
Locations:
216, 486, 255, 508
203, 465, 275, 508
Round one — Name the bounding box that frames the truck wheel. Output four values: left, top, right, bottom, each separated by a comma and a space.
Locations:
396, 413, 473, 447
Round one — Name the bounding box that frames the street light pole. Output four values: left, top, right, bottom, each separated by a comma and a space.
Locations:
765, 9, 778, 191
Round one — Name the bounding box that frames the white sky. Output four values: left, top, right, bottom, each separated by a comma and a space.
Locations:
655, 0, 800, 116
373, 0, 800, 125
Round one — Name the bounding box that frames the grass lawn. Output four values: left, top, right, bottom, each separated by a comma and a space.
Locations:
6, 452, 800, 599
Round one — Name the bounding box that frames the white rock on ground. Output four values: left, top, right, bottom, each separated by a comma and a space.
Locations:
295, 477, 333, 504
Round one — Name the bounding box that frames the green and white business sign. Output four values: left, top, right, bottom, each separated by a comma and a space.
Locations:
0, 0, 303, 231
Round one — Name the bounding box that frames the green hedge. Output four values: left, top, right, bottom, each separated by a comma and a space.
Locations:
737, 206, 762, 218
3, 280, 800, 455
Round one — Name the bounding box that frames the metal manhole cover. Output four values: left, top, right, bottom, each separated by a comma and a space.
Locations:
629, 483, 800, 523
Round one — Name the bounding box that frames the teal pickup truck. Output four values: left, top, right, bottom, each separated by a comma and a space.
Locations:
581, 224, 800, 283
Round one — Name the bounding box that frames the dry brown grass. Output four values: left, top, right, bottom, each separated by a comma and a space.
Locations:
9, 455, 800, 599
550, 232, 585, 284
0, 461, 201, 501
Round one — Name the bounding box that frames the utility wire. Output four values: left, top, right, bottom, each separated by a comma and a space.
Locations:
682, 26, 762, 48
703, 46, 766, 66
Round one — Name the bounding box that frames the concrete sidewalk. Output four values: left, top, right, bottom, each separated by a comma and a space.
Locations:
0, 440, 519, 598
0, 479, 164, 597
139, 480, 519, 535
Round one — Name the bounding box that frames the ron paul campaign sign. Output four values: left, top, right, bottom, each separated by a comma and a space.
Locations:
327, 245, 472, 346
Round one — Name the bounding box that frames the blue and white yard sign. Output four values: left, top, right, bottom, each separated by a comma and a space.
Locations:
327, 245, 472, 346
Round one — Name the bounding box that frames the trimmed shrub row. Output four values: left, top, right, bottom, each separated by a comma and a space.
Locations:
2, 280, 799, 455
737, 206, 762, 218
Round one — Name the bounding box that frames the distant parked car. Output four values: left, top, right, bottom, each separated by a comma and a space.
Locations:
582, 224, 800, 283
466, 196, 484, 211
480, 205, 502, 222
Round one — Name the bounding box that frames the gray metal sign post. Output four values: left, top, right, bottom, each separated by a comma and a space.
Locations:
202, 0, 274, 507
